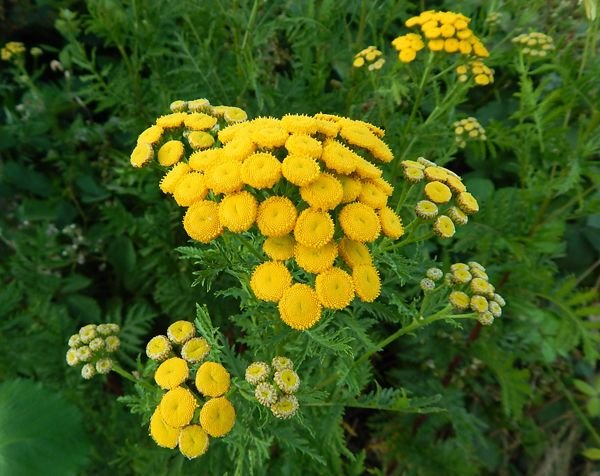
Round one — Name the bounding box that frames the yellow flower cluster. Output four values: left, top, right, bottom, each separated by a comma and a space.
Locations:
512, 32, 555, 58
456, 60, 494, 86
453, 117, 486, 148
1, 41, 26, 61
445, 261, 506, 325
245, 356, 300, 419
393, 10, 490, 63
66, 323, 120, 379
353, 46, 385, 71
146, 320, 235, 459
401, 157, 478, 238
130, 102, 404, 331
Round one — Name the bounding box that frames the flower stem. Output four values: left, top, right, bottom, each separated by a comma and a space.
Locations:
112, 363, 154, 391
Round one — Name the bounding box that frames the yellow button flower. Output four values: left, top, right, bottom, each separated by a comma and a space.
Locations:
183, 200, 223, 243
250, 261, 292, 302
149, 406, 180, 449
257, 196, 298, 237
181, 337, 211, 363
178, 425, 209, 459
195, 361, 231, 398
315, 267, 355, 310
263, 235, 296, 261
158, 140, 184, 167
338, 238, 372, 269
294, 209, 335, 249
218, 191, 257, 233
338, 202, 381, 243
278, 284, 322, 330
167, 320, 195, 344
352, 265, 381, 303
155, 357, 189, 390
294, 241, 338, 274
200, 397, 236, 437
159, 387, 198, 428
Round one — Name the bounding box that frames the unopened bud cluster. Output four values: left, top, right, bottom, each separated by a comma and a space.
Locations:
352, 46, 385, 71
512, 32, 554, 58
245, 356, 301, 419
66, 323, 120, 379
453, 117, 486, 148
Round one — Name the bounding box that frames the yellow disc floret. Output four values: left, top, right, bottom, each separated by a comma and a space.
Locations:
173, 172, 208, 207
199, 397, 236, 437
195, 361, 231, 398
146, 335, 172, 361
167, 320, 195, 344
338, 238, 372, 268
130, 143, 154, 168
433, 215, 456, 239
285, 134, 323, 158
155, 357, 189, 390
218, 191, 258, 233
181, 337, 211, 363
278, 284, 322, 330
250, 261, 293, 302
183, 200, 223, 243
300, 173, 343, 210
149, 406, 180, 449
294, 208, 335, 248
240, 152, 282, 189
188, 131, 215, 150
257, 196, 298, 237
338, 202, 381, 243
378, 207, 404, 239
178, 425, 209, 459
184, 112, 218, 131
294, 241, 338, 274
205, 159, 243, 194
160, 163, 190, 194
353, 265, 381, 302
263, 235, 296, 261
159, 387, 198, 428
424, 181, 452, 204
315, 267, 355, 309
281, 155, 320, 186
137, 125, 163, 145
157, 112, 188, 128
158, 140, 185, 167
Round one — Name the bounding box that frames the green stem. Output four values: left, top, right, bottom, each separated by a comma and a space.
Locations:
112, 363, 154, 391
241, 0, 260, 50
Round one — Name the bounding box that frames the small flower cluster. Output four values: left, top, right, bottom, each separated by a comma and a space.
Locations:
512, 32, 554, 58
245, 357, 300, 419
401, 157, 478, 239
1, 41, 25, 61
66, 324, 120, 379
392, 10, 489, 63
420, 267, 444, 292
456, 59, 494, 86
352, 46, 385, 71
446, 261, 506, 325
453, 117, 486, 148
485, 12, 502, 29
146, 320, 235, 459
130, 102, 404, 332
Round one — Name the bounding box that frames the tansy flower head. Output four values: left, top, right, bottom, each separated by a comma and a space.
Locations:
263, 235, 295, 261
272, 356, 293, 371
221, 136, 255, 162
378, 207, 404, 239
424, 181, 452, 204
79, 324, 97, 344
338, 237, 372, 268
252, 124, 289, 149
183, 200, 223, 243
257, 196, 298, 237
196, 361, 231, 398
353, 45, 385, 69
170, 100, 187, 112
160, 162, 190, 194
271, 395, 299, 419
81, 363, 96, 379
178, 425, 209, 459
159, 387, 198, 428
173, 172, 208, 207
167, 320, 196, 345
150, 407, 180, 449
339, 176, 363, 203
184, 112, 217, 131
96, 324, 112, 337
76, 346, 92, 362
452, 267, 472, 284
199, 397, 236, 437
66, 349, 79, 367
245, 362, 270, 385
105, 335, 120, 352
338, 202, 381, 243
89, 337, 105, 351
294, 241, 338, 274
457, 192, 479, 214
300, 173, 343, 210
321, 140, 358, 175
157, 112, 188, 129
274, 369, 301, 393
223, 106, 248, 123
68, 334, 82, 348
479, 311, 494, 325
470, 277, 494, 297
218, 191, 258, 233
158, 140, 185, 167
493, 293, 506, 307
415, 200, 438, 219
137, 125, 163, 145
392, 33, 425, 63
426, 267, 443, 281
282, 155, 321, 186
447, 206, 468, 226
189, 149, 221, 172
352, 265, 381, 302
250, 261, 293, 302
95, 358, 113, 375
255, 382, 278, 406
130, 143, 154, 168
146, 335, 172, 361
155, 357, 189, 390
470, 295, 489, 313
181, 337, 211, 363
240, 152, 282, 189
489, 300, 502, 318
449, 290, 470, 310
285, 134, 322, 158
433, 215, 456, 239
188, 131, 215, 150
188, 98, 211, 112
359, 182, 388, 209
420, 278, 436, 292
281, 114, 318, 135
278, 284, 322, 330
294, 209, 335, 249
403, 166, 425, 183
205, 159, 243, 194
315, 267, 355, 310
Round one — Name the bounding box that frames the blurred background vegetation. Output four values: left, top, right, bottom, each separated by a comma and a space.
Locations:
1, 0, 599, 474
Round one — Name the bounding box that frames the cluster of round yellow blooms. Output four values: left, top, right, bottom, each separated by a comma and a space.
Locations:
353, 46, 385, 71
146, 320, 235, 459
130, 102, 404, 332
1, 41, 26, 61
66, 323, 120, 379
245, 356, 300, 419
453, 117, 486, 148
456, 60, 494, 86
445, 261, 506, 325
512, 32, 555, 58
392, 10, 490, 63
401, 157, 478, 238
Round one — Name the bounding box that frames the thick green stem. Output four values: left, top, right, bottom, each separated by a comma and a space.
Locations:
112, 363, 154, 391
